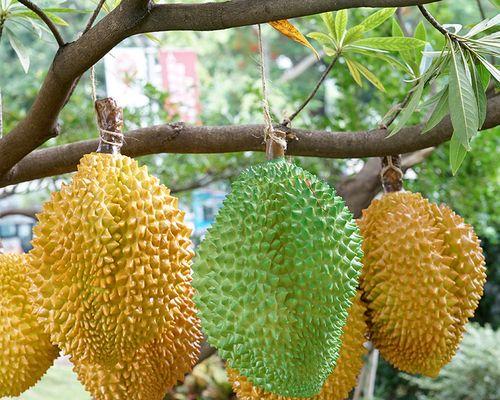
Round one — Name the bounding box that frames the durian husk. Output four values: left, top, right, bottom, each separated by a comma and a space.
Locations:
0, 254, 59, 397
73, 295, 202, 400
228, 291, 368, 400
359, 191, 486, 377
29, 153, 199, 366
194, 159, 363, 397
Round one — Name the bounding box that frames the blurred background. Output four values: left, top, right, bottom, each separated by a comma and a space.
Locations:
0, 0, 498, 399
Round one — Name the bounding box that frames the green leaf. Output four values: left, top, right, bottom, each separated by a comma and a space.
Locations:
307, 32, 335, 47
448, 42, 479, 149
335, 10, 348, 44
321, 13, 336, 39
344, 25, 365, 44
422, 86, 449, 133
350, 60, 386, 91
44, 11, 69, 26
144, 32, 160, 44
323, 46, 338, 56
469, 60, 487, 128
345, 58, 363, 86
391, 18, 405, 37
465, 14, 500, 38
420, 87, 447, 108
388, 79, 425, 137
345, 48, 411, 73
449, 135, 468, 175
476, 53, 500, 82
476, 62, 491, 89
414, 21, 427, 69
391, 18, 416, 72
361, 8, 397, 32
6, 28, 30, 73
352, 37, 426, 51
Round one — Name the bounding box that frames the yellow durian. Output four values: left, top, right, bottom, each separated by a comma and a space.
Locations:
73, 296, 202, 400
0, 253, 59, 397
227, 291, 367, 400
30, 153, 199, 366
359, 191, 486, 377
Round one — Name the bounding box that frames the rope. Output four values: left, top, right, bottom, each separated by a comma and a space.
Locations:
99, 128, 125, 149
90, 65, 97, 103
90, 67, 124, 149
257, 25, 287, 153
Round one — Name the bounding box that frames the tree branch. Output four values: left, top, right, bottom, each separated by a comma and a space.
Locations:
0, 0, 440, 179
16, 0, 65, 46
1, 94, 497, 189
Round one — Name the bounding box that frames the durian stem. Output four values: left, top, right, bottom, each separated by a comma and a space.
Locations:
95, 97, 124, 155
265, 128, 286, 160
381, 155, 403, 192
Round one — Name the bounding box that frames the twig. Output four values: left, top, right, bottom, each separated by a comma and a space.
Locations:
286, 53, 340, 123
17, 0, 65, 47
84, 0, 107, 33
418, 5, 451, 37
383, 86, 415, 128
475, 0, 486, 19
62, 0, 108, 109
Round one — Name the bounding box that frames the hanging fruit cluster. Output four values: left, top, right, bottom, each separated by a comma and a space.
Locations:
0, 99, 487, 400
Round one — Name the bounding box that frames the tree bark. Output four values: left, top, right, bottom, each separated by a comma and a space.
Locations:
1, 94, 498, 189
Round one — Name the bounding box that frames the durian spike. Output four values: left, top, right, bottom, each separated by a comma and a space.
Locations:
95, 97, 124, 155
380, 155, 403, 193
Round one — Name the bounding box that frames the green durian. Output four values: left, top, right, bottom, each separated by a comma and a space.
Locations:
193, 158, 363, 397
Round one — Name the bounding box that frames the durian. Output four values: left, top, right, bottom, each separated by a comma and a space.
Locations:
359, 191, 486, 377
30, 153, 199, 366
228, 291, 368, 400
193, 158, 363, 397
0, 253, 59, 397
74, 295, 202, 400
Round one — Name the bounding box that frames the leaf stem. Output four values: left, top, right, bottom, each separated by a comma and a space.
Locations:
84, 0, 107, 33
17, 0, 64, 46
418, 5, 451, 37
286, 53, 340, 123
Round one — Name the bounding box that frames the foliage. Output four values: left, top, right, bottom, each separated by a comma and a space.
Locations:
388, 14, 499, 173
0, 0, 82, 72
404, 324, 500, 400
308, 8, 425, 92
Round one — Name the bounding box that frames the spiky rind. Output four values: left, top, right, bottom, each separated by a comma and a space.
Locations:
359, 192, 486, 377
30, 153, 197, 366
194, 159, 363, 397
0, 254, 59, 397
228, 291, 368, 400
74, 297, 202, 400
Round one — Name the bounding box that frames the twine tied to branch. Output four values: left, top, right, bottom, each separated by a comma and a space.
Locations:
258, 24, 287, 160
